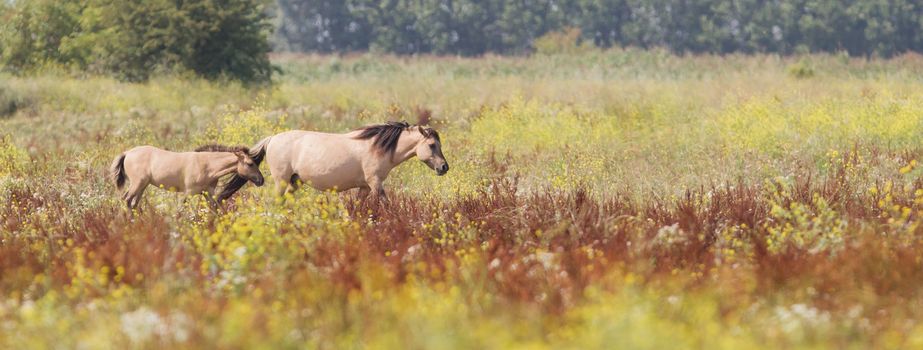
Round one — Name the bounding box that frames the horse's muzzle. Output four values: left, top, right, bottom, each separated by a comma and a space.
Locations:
436, 164, 449, 176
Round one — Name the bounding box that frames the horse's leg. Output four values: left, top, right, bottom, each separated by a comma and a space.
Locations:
352, 186, 374, 215
357, 186, 370, 200
271, 171, 291, 197
275, 181, 289, 197
288, 174, 301, 194
126, 180, 149, 211
276, 173, 301, 199
120, 178, 133, 209
365, 176, 387, 203
128, 188, 146, 212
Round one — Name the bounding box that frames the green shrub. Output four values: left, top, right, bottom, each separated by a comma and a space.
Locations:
787, 60, 816, 79
0, 0, 273, 83
0, 84, 31, 118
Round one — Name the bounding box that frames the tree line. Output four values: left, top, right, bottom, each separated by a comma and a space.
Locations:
3, 0, 922, 83
275, 0, 923, 57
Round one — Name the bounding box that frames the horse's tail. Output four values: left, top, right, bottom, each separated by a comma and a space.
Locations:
217, 136, 272, 202
110, 153, 127, 190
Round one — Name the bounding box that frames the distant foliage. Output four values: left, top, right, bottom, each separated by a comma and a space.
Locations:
274, 0, 923, 57
0, 0, 83, 71
533, 27, 596, 55
0, 85, 31, 118
787, 60, 816, 79
0, 0, 273, 83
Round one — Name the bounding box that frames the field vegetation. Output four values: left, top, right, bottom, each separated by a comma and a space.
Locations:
4, 51, 923, 348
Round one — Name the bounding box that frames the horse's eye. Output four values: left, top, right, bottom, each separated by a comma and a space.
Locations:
429, 144, 436, 150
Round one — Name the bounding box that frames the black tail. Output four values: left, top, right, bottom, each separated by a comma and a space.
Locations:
217, 136, 270, 202
110, 153, 127, 190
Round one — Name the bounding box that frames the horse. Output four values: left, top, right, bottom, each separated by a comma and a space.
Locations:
216, 121, 448, 202
110, 144, 265, 210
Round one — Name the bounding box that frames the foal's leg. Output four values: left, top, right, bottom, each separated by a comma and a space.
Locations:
185, 185, 218, 210
203, 186, 220, 210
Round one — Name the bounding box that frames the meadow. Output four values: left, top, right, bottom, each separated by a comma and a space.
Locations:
4, 50, 923, 348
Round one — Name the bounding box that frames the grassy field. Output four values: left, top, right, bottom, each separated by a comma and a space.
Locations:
4, 50, 923, 348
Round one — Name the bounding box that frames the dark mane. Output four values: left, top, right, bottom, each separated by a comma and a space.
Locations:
195, 144, 250, 154
353, 121, 411, 155
353, 121, 442, 156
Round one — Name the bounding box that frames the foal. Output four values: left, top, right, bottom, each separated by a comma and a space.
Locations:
217, 121, 448, 202
110, 145, 265, 210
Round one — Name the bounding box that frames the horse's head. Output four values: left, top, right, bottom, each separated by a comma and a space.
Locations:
234, 150, 265, 186
413, 126, 449, 176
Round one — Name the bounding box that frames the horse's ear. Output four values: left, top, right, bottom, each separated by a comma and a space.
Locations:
420, 127, 436, 139
234, 150, 246, 159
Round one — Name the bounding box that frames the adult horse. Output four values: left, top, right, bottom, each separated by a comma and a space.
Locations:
111, 144, 265, 210
217, 121, 448, 202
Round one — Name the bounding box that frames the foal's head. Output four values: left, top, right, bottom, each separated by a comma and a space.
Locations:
196, 144, 265, 186
411, 126, 449, 176
234, 149, 265, 186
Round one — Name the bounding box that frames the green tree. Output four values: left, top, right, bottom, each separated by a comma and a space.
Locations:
183, 0, 274, 82
495, 0, 570, 54
274, 0, 372, 52
574, 0, 630, 48
71, 0, 187, 81
0, 0, 273, 83
0, 0, 84, 72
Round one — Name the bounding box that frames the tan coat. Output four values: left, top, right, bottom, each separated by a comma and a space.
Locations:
111, 145, 264, 209
217, 123, 447, 202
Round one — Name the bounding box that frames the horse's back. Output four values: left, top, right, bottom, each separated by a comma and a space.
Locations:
266, 130, 366, 190
264, 131, 308, 176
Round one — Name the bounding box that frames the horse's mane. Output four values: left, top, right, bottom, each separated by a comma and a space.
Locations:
353, 121, 439, 155
354, 121, 410, 155
195, 144, 250, 154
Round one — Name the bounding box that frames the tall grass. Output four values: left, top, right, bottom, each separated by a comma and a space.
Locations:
3, 51, 923, 347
